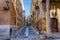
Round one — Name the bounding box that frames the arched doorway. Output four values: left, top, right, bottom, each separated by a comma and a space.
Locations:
51, 18, 58, 32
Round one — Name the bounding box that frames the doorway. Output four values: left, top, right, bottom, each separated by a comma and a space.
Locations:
51, 18, 58, 32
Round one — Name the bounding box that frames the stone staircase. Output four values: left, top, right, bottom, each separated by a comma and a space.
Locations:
11, 35, 45, 40
15, 26, 39, 37
11, 26, 45, 40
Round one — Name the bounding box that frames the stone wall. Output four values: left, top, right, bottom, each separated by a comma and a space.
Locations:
0, 0, 16, 25
0, 0, 10, 25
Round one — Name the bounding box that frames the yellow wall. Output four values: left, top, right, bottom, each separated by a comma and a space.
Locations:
56, 2, 60, 32
41, 2, 60, 32
50, 2, 60, 32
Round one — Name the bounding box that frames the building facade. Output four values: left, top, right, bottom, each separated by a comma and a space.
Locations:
0, 0, 12, 25
0, 0, 25, 32
30, 0, 60, 34
15, 0, 25, 27
30, 0, 42, 31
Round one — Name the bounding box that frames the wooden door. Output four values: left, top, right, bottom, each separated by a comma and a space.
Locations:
51, 18, 58, 32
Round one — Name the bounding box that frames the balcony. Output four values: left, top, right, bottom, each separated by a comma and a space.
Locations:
42, 0, 60, 2
35, 5, 39, 9
4, 7, 10, 11
3, 0, 10, 11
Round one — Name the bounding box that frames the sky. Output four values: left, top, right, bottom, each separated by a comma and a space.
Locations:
23, 0, 32, 17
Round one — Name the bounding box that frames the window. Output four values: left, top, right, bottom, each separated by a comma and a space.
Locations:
50, 5, 57, 18
33, 11, 35, 16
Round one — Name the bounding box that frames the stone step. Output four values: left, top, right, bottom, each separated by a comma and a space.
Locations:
15, 26, 39, 37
